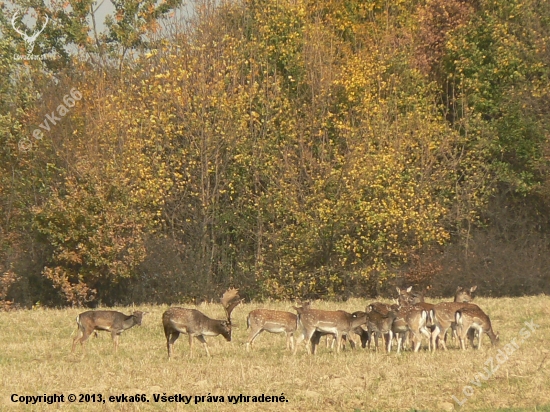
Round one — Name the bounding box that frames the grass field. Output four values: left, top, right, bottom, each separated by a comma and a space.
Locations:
0, 296, 549, 411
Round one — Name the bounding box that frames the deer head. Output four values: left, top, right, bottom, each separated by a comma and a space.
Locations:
11, 11, 49, 54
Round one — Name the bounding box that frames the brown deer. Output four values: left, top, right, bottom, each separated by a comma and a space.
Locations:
162, 288, 241, 358
365, 303, 397, 352
392, 288, 432, 351
390, 304, 430, 353
454, 286, 477, 302
455, 306, 499, 349
293, 306, 367, 354
72, 310, 146, 353
310, 324, 367, 352
430, 301, 480, 351
397, 285, 477, 346
246, 309, 298, 352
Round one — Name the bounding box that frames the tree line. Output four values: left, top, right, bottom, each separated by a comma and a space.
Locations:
1, 0, 549, 308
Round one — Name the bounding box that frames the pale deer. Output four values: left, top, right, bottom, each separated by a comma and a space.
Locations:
72, 310, 146, 353
293, 306, 367, 354
430, 301, 479, 351
455, 306, 499, 349
246, 309, 298, 352
162, 288, 241, 358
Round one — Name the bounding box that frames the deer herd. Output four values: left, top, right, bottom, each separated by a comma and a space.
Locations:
71, 285, 499, 357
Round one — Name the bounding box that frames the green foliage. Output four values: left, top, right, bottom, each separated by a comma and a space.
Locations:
0, 0, 549, 305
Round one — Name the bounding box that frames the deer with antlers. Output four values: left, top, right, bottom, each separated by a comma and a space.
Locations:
72, 310, 146, 353
162, 288, 241, 358
11, 11, 49, 54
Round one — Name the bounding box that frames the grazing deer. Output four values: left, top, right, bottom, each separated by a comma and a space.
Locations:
246, 309, 298, 351
162, 288, 241, 358
293, 306, 367, 354
455, 306, 499, 349
398, 285, 477, 345
310, 325, 367, 352
72, 310, 146, 353
430, 301, 479, 351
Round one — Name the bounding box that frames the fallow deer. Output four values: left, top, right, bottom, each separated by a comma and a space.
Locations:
390, 304, 430, 353
365, 303, 396, 352
293, 306, 367, 354
395, 288, 433, 351
398, 285, 478, 346
246, 309, 298, 351
454, 286, 477, 302
72, 310, 146, 353
430, 301, 479, 351
162, 288, 241, 358
455, 306, 499, 349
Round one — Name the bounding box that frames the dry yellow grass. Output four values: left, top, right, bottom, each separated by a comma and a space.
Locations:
0, 296, 549, 411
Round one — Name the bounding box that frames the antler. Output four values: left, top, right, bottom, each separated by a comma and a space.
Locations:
11, 11, 49, 53
11, 11, 26, 38
33, 14, 49, 40
220, 288, 241, 323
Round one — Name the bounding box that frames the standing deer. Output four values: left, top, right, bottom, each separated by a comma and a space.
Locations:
72, 310, 146, 353
365, 303, 397, 352
390, 304, 430, 353
293, 306, 367, 355
455, 306, 499, 349
162, 288, 241, 358
430, 301, 480, 351
246, 309, 298, 352
397, 285, 477, 346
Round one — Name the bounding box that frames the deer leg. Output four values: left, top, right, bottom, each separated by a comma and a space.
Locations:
475, 328, 483, 350
439, 328, 449, 351
246, 328, 263, 352
333, 332, 341, 353
468, 327, 476, 349
396, 333, 403, 354
72, 328, 86, 353
111, 331, 120, 353
385, 331, 393, 353
413, 334, 422, 352
372, 332, 380, 351
288, 332, 295, 352
195, 335, 210, 357
419, 326, 430, 351
430, 326, 440, 352
167, 331, 180, 359
304, 329, 316, 355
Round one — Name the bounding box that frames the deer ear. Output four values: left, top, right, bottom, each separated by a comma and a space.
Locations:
470, 286, 477, 293
456, 286, 462, 292
406, 286, 412, 292
396, 287, 400, 293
